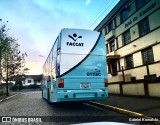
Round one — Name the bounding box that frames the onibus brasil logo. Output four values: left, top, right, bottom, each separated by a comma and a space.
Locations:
67, 33, 84, 47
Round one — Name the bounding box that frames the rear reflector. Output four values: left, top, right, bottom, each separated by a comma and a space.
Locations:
58, 79, 64, 88
104, 79, 108, 87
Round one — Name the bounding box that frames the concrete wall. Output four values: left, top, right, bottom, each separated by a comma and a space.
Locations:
133, 52, 143, 67
108, 82, 160, 97
130, 24, 139, 41
122, 83, 145, 96
108, 73, 123, 83
148, 83, 160, 97
148, 63, 160, 76
108, 65, 148, 82
126, 66, 147, 80
153, 44, 160, 62
117, 35, 123, 48
108, 84, 120, 94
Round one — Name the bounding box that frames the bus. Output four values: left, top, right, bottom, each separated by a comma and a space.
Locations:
41, 28, 108, 103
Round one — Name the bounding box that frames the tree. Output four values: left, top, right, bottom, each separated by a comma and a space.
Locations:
0, 19, 28, 96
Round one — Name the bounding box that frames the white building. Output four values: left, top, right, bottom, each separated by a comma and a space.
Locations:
95, 0, 160, 97
19, 75, 42, 86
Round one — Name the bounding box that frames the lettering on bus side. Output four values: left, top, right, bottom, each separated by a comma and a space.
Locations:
87, 70, 101, 76
66, 42, 84, 47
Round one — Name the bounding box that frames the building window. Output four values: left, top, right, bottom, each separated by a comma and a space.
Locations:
102, 27, 107, 35
144, 74, 157, 81
136, 0, 150, 10
139, 18, 150, 36
123, 30, 131, 45
110, 40, 115, 52
106, 44, 109, 54
125, 55, 133, 69
108, 21, 113, 32
121, 8, 129, 22
111, 61, 117, 76
142, 47, 154, 65
28, 80, 32, 83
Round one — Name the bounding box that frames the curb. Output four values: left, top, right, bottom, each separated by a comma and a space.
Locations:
88, 101, 160, 125
0, 93, 20, 103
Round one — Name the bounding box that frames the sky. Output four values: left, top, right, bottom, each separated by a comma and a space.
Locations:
0, 0, 120, 75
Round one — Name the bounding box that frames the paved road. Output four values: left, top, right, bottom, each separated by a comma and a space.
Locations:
97, 94, 160, 117
0, 91, 137, 125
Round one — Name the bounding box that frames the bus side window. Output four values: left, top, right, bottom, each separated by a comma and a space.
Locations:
47, 76, 51, 82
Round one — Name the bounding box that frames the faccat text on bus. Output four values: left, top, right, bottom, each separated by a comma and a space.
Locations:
66, 42, 84, 46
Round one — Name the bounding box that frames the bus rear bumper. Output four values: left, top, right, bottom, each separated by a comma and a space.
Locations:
55, 89, 108, 102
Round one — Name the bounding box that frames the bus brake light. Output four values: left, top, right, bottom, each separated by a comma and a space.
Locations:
58, 79, 64, 88
104, 79, 108, 87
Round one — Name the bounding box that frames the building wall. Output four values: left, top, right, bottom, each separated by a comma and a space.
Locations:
133, 52, 142, 67
24, 78, 34, 86
23, 78, 41, 86
97, 0, 160, 97
122, 83, 145, 96
148, 83, 160, 97
153, 43, 160, 62
110, 81, 160, 96
108, 84, 120, 94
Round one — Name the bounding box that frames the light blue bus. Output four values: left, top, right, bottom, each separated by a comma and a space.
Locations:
41, 28, 108, 103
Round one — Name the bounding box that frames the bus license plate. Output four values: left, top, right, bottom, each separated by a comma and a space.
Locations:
81, 83, 90, 88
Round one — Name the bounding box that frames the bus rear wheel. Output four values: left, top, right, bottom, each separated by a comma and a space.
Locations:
42, 89, 43, 98
47, 88, 51, 104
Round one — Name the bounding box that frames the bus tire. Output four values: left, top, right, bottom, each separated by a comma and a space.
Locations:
42, 89, 43, 98
47, 88, 51, 104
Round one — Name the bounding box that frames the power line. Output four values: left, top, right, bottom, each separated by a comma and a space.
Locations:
88, 0, 119, 30
87, 0, 110, 28
88, 1, 117, 29
87, 0, 111, 28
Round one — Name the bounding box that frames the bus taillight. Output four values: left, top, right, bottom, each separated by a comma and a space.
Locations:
58, 79, 64, 88
104, 79, 108, 87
